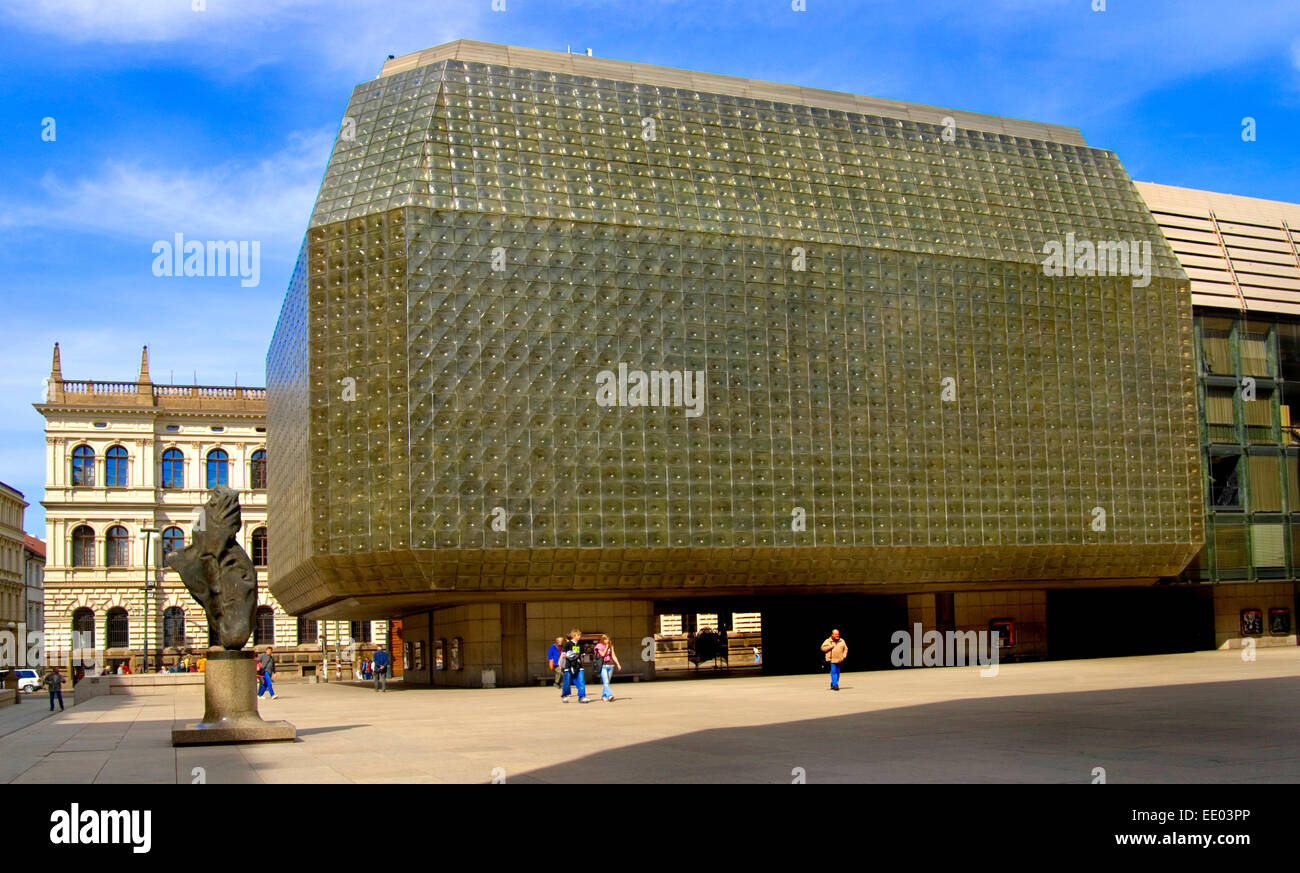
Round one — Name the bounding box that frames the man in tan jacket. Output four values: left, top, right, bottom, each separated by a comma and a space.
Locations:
821, 629, 847, 691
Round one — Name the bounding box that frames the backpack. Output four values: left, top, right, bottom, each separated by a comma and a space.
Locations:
562, 643, 583, 674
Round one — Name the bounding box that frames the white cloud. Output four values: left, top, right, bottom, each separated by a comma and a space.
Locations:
0, 0, 485, 73
1, 0, 254, 42
3, 128, 333, 253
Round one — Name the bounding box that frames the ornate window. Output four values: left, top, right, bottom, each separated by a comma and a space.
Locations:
106, 607, 129, 649
72, 608, 95, 651
251, 527, 268, 567
161, 448, 185, 489
71, 445, 95, 486
161, 526, 185, 558
105, 445, 128, 487
163, 607, 186, 649
71, 525, 96, 566
254, 606, 275, 646
206, 448, 229, 488
105, 525, 130, 568
250, 450, 267, 489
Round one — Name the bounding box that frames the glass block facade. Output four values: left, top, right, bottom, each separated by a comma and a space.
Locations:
267, 45, 1203, 617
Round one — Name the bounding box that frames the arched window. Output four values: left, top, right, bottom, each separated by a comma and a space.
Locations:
297, 616, 318, 645
250, 449, 267, 489
106, 607, 129, 649
105, 525, 130, 568
105, 445, 128, 487
350, 620, 371, 644
251, 527, 268, 567
72, 608, 95, 651
72, 525, 96, 567
206, 449, 229, 487
254, 606, 275, 646
161, 526, 185, 558
71, 445, 95, 486
161, 448, 185, 489
163, 607, 185, 649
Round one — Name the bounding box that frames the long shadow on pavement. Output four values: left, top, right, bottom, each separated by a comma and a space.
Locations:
509, 675, 1300, 784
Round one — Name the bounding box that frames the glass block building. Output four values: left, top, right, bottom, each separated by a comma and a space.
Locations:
268, 41, 1207, 685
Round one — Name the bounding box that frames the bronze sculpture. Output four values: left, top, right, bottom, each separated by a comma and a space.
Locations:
166, 485, 258, 650
169, 486, 295, 745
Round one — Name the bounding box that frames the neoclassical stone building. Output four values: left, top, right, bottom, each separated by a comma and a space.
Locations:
24, 535, 45, 635
0, 482, 27, 634
36, 345, 385, 675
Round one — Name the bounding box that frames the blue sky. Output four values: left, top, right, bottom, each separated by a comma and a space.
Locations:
2, 0, 1298, 534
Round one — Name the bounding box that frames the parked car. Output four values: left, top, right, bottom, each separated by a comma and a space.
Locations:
0, 669, 42, 693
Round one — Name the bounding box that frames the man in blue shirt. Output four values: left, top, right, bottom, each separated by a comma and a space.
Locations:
372, 643, 390, 693
546, 636, 564, 689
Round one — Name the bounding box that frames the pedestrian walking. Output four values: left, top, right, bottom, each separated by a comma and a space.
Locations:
373, 643, 390, 692
559, 628, 590, 703
820, 629, 848, 691
257, 646, 278, 699
44, 667, 65, 712
546, 636, 564, 689
594, 634, 622, 701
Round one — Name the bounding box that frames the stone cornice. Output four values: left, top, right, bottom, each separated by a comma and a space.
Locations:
36, 403, 265, 421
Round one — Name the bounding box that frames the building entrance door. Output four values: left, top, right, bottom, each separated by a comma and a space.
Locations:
501, 603, 527, 686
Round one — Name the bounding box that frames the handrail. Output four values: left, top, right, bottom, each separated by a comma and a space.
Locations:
153, 385, 267, 400
50, 381, 265, 400
58, 381, 137, 394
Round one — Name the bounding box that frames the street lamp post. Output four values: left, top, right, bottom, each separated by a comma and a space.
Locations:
141, 528, 158, 674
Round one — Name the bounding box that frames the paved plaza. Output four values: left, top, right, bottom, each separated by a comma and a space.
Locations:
2, 649, 1298, 784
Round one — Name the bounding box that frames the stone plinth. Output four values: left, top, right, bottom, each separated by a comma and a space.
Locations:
171, 650, 295, 745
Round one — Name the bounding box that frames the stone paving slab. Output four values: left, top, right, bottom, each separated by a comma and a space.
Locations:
0, 649, 1297, 783
0, 692, 72, 739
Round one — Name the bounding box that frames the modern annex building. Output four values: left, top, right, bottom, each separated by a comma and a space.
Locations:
1139, 182, 1300, 650
268, 40, 1207, 686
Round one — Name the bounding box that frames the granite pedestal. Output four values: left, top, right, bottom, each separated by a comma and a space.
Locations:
171, 650, 296, 745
